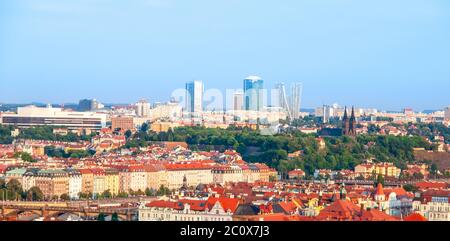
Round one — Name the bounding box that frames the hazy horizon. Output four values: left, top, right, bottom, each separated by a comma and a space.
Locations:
1, 0, 449, 110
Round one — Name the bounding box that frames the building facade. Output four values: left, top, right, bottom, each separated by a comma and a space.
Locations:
1, 105, 107, 130
135, 99, 151, 117
139, 197, 239, 221
111, 116, 135, 131
185, 80, 204, 113
243, 76, 264, 111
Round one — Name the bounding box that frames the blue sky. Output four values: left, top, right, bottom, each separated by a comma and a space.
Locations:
0, 0, 449, 111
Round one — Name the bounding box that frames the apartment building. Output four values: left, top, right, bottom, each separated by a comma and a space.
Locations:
139, 196, 240, 221
34, 170, 69, 199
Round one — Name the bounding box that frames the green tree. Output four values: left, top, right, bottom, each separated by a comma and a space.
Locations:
97, 213, 106, 221
145, 188, 154, 197
60, 193, 70, 201
375, 174, 385, 187
157, 185, 170, 196
125, 130, 132, 139
101, 190, 112, 199
78, 192, 89, 199
21, 152, 35, 162
429, 163, 439, 177
403, 184, 419, 193
27, 186, 44, 201
0, 179, 5, 189
140, 123, 149, 133
117, 192, 128, 198
6, 179, 23, 200
111, 213, 119, 221
412, 172, 424, 180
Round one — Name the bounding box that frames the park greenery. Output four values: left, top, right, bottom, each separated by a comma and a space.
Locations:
1, 120, 449, 176
0, 179, 44, 201
44, 146, 95, 159
121, 124, 439, 176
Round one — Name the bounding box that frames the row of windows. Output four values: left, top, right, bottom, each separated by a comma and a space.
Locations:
140, 212, 229, 221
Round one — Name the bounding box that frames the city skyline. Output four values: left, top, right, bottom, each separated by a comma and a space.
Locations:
1, 0, 450, 110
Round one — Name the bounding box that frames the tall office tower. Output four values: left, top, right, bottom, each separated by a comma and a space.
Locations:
289, 82, 302, 120
275, 82, 290, 115
322, 105, 333, 124
78, 99, 102, 111
185, 80, 204, 113
445, 106, 450, 121
233, 91, 244, 111
135, 99, 151, 117
243, 76, 264, 111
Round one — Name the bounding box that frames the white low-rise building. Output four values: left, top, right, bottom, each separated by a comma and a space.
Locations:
412, 190, 450, 221
139, 196, 240, 221
67, 170, 82, 200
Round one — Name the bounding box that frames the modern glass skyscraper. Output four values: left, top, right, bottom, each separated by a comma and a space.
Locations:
275, 82, 302, 120
275, 82, 290, 115
233, 91, 244, 111
289, 82, 302, 119
185, 80, 204, 113
243, 76, 264, 111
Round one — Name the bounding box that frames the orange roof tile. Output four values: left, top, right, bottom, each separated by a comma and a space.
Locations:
404, 213, 427, 221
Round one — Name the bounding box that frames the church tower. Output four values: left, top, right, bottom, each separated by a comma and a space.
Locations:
342, 107, 350, 135
349, 106, 356, 136
340, 183, 347, 200
342, 106, 356, 137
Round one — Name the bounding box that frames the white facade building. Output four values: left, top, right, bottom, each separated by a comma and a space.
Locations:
139, 197, 238, 221
1, 105, 107, 130
135, 99, 151, 117
68, 171, 82, 200
185, 80, 204, 113
445, 106, 450, 121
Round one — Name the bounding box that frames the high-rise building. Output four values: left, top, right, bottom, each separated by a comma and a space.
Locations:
185, 80, 204, 113
78, 99, 103, 111
322, 105, 333, 124
233, 91, 244, 111
135, 99, 151, 117
289, 82, 302, 120
243, 76, 264, 111
445, 106, 450, 121
275, 82, 302, 120
275, 82, 290, 115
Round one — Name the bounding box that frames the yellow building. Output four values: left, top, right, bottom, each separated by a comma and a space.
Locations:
79, 169, 94, 194
150, 121, 181, 133
164, 164, 214, 190
105, 169, 120, 196
144, 165, 167, 190
355, 162, 401, 178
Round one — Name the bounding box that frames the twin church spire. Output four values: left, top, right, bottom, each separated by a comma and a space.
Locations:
342, 106, 356, 136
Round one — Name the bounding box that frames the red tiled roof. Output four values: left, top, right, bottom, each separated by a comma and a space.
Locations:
415, 181, 448, 190
164, 163, 211, 171
317, 200, 361, 221
359, 209, 398, 221
404, 213, 427, 221
206, 196, 240, 213
79, 169, 93, 174
278, 201, 300, 214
